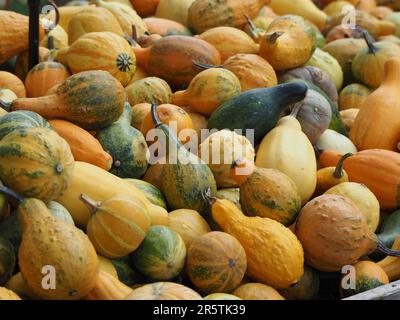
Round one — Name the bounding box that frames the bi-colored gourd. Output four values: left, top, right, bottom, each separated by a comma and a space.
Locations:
125, 282, 202, 300
232, 283, 285, 300
377, 210, 400, 249
125, 77, 172, 106
125, 179, 167, 209
0, 71, 26, 98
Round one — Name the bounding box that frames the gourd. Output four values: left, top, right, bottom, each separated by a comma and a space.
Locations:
80, 193, 151, 258
0, 90, 17, 107
143, 17, 192, 36
0, 71, 26, 98
0, 237, 15, 286
131, 0, 160, 17
352, 33, 400, 88
125, 77, 172, 106
0, 287, 21, 300
238, 166, 301, 226
186, 231, 247, 294
98, 255, 118, 278
315, 153, 352, 196
216, 188, 241, 210
0, 127, 74, 202
341, 261, 389, 298
125, 179, 167, 209
148, 104, 217, 213
255, 107, 317, 205
339, 84, 371, 110
232, 283, 285, 300
5, 272, 35, 300
143, 162, 164, 191
48, 119, 112, 171
125, 282, 202, 300
55, 4, 94, 33
40, 25, 69, 50
131, 103, 151, 130
204, 293, 241, 300
295, 194, 400, 272
67, 6, 124, 44
377, 236, 400, 281
128, 67, 148, 85
373, 6, 394, 19
172, 68, 241, 117
323, 1, 355, 16
340, 109, 360, 132
207, 82, 308, 143
279, 266, 320, 300
130, 226, 186, 281
14, 47, 50, 81
84, 270, 133, 300
97, 103, 149, 179
168, 209, 211, 248
47, 201, 75, 225
317, 129, 357, 154
206, 195, 304, 289
155, 0, 194, 26
197, 27, 259, 62
198, 130, 255, 188
56, 32, 136, 87
132, 35, 221, 89
145, 203, 169, 226
110, 256, 139, 287
3, 71, 126, 131
187, 0, 262, 34
269, 0, 327, 30
376, 210, 400, 248
318, 149, 400, 210
259, 16, 316, 71
350, 57, 400, 151
95, 0, 148, 38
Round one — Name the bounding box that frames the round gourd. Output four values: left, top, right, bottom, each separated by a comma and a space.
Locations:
0, 71, 26, 98
232, 283, 285, 300
130, 226, 186, 281
0, 127, 74, 201
198, 129, 255, 188
339, 84, 371, 111
125, 179, 167, 209
279, 265, 319, 300
131, 103, 151, 130
125, 77, 172, 106
203, 293, 241, 300
325, 182, 380, 233
15, 47, 50, 81
0, 237, 15, 286
0, 287, 21, 300
317, 129, 357, 154
168, 209, 210, 248
186, 231, 247, 294
239, 167, 301, 226
125, 282, 202, 300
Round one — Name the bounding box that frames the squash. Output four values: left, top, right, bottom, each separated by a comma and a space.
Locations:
0, 287, 21, 300
187, 0, 262, 34
341, 261, 389, 298
325, 182, 380, 232
319, 149, 400, 210
208, 82, 308, 143
144, 17, 192, 36
130, 226, 186, 280
0, 71, 26, 98
204, 293, 241, 300
244, 15, 274, 42
128, 67, 148, 85
269, 0, 327, 30
232, 283, 285, 300
186, 231, 246, 294
110, 256, 139, 287
206, 195, 304, 289
352, 34, 400, 88
5, 273, 35, 300
0, 237, 15, 286
131, 103, 151, 130
125, 179, 167, 209
125, 282, 202, 300
198, 130, 255, 188
155, 0, 195, 26
315, 153, 352, 196
7, 71, 126, 131
80, 193, 150, 258
350, 57, 400, 151
132, 35, 221, 89
377, 210, 400, 249
15, 196, 99, 300
67, 6, 124, 44
131, 0, 160, 17
279, 266, 320, 300
384, 12, 400, 37
98, 255, 118, 279
14, 47, 49, 81
340, 109, 359, 132
55, 4, 94, 33
146, 203, 169, 226
0, 128, 74, 202
295, 194, 400, 272
216, 188, 241, 210
258, 5, 280, 19
57, 32, 136, 87
317, 129, 357, 154
125, 77, 172, 106
172, 68, 241, 117
84, 270, 133, 300
95, 0, 148, 38
47, 201, 75, 225
97, 103, 148, 178
357, 0, 378, 12
197, 27, 258, 62
25, 60, 70, 98
239, 167, 301, 226
377, 236, 400, 281
339, 84, 371, 111
255, 109, 317, 205
259, 16, 316, 72
48, 119, 112, 171
40, 25, 68, 50
168, 209, 211, 248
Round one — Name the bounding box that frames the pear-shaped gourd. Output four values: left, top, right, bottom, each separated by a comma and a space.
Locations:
256, 106, 317, 204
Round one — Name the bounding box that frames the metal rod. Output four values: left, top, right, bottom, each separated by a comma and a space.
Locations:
28, 0, 41, 70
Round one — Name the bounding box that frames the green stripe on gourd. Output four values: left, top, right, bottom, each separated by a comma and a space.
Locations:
124, 179, 167, 209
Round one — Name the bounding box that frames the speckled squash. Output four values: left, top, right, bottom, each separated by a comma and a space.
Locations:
125, 77, 172, 106
125, 282, 202, 300
125, 179, 167, 209
232, 283, 285, 300
0, 71, 26, 98
0, 237, 15, 286
279, 265, 319, 300
144, 17, 192, 36
339, 84, 371, 111
130, 226, 186, 281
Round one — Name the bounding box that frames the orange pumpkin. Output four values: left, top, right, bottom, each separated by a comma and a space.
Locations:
14, 47, 50, 81
0, 71, 26, 98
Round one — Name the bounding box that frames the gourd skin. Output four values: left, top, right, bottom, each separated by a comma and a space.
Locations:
125, 282, 202, 300
232, 283, 285, 300
279, 265, 319, 300
144, 17, 192, 37
126, 77, 172, 106
377, 236, 400, 281
0, 71, 27, 98
125, 179, 167, 209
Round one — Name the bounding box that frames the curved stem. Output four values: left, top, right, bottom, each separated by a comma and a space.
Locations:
79, 194, 100, 214
377, 239, 400, 257
244, 14, 257, 39
192, 61, 223, 70
150, 104, 162, 128
0, 184, 24, 203
362, 30, 377, 54
266, 31, 284, 45
333, 153, 353, 179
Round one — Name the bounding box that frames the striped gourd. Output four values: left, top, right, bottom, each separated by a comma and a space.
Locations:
124, 179, 167, 209
130, 226, 187, 281
0, 127, 74, 201
125, 282, 202, 300
81, 194, 151, 259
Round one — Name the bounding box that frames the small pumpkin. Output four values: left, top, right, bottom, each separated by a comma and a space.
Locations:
317, 129, 357, 154
339, 83, 371, 110
126, 77, 172, 106
232, 283, 285, 300
125, 282, 202, 300
0, 71, 26, 98
279, 266, 320, 300
14, 47, 50, 81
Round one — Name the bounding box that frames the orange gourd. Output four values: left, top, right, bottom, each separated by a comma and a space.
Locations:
14, 47, 50, 81
131, 0, 160, 17
84, 270, 133, 300
0, 71, 26, 98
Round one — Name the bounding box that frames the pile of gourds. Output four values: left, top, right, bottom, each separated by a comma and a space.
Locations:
0, 0, 400, 301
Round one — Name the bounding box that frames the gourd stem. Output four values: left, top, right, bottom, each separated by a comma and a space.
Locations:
0, 185, 24, 203
0, 99, 12, 112
333, 153, 353, 178
377, 239, 400, 257
362, 30, 377, 54
192, 61, 223, 70
266, 31, 284, 45
150, 103, 162, 128
48, 35, 54, 51
244, 14, 257, 38
79, 194, 100, 214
